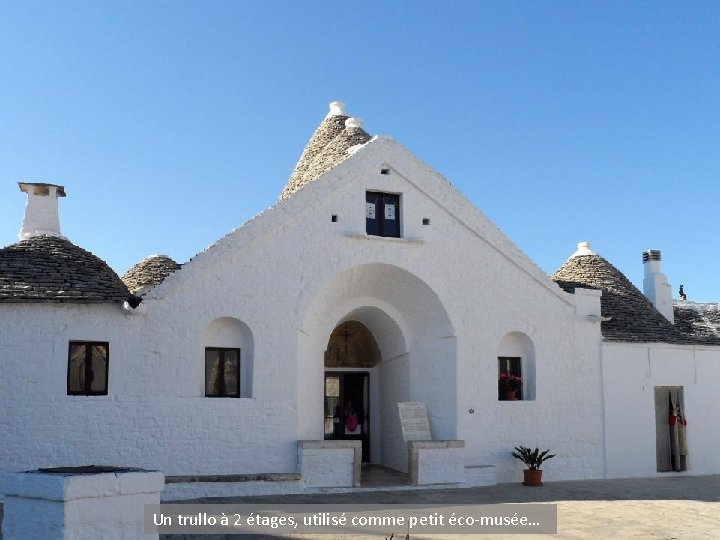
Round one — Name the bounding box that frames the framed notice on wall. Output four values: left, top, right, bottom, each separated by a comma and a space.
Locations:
398, 402, 432, 442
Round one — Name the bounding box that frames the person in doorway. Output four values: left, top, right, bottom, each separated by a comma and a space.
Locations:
345, 401, 359, 434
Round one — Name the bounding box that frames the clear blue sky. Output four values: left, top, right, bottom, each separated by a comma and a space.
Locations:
1, 1, 718, 300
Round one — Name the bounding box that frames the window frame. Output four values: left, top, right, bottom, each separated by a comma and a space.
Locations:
67, 341, 109, 396
498, 356, 523, 401
205, 347, 241, 398
366, 191, 401, 238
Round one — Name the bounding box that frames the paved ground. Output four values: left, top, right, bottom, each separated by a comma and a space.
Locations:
158, 475, 720, 540
2, 475, 718, 539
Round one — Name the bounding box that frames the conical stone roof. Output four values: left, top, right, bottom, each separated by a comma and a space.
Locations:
0, 235, 132, 303
552, 252, 685, 343
301, 123, 371, 184
280, 102, 371, 200
121, 254, 181, 294
672, 301, 720, 344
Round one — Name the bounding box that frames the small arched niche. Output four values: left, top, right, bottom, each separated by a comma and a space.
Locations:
203, 317, 254, 398
498, 332, 536, 401
324, 320, 381, 368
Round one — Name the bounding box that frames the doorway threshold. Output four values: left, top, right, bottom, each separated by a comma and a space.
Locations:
361, 464, 409, 488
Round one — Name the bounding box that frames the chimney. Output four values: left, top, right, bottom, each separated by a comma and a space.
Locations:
642, 249, 674, 324
18, 182, 66, 240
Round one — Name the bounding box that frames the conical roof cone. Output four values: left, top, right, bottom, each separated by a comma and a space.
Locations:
552, 244, 682, 342
280, 102, 371, 200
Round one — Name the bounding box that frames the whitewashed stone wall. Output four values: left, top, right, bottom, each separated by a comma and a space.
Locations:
1, 138, 608, 484
603, 342, 720, 478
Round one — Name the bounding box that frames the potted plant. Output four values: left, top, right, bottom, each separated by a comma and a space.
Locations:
498, 373, 522, 400
511, 446, 556, 486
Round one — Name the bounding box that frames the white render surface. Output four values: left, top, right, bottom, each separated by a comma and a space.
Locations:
602, 342, 720, 478
463, 465, 497, 487
0, 469, 164, 540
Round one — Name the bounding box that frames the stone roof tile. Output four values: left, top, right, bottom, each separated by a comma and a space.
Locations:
0, 235, 132, 303
121, 255, 181, 294
552, 254, 687, 343
673, 301, 720, 344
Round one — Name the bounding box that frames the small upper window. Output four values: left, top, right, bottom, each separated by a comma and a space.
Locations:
205, 347, 240, 397
366, 191, 400, 237
67, 342, 109, 395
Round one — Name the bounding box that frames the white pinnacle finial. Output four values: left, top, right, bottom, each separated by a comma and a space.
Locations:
571, 241, 596, 257
345, 117, 363, 129
327, 101, 346, 117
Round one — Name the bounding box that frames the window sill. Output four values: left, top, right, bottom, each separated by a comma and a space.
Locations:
344, 232, 424, 244
203, 396, 255, 400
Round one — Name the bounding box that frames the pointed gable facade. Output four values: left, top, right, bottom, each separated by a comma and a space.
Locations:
1, 102, 719, 498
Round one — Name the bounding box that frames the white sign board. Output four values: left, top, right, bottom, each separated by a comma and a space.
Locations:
398, 402, 431, 442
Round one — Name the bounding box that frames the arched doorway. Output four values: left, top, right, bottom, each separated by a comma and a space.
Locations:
323, 321, 380, 462
298, 263, 456, 473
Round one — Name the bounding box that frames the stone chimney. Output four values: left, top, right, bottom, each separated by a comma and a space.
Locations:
642, 249, 674, 324
18, 182, 66, 240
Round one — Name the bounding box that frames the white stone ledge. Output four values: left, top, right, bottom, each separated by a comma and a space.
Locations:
408, 440, 464, 450
343, 232, 425, 244
0, 470, 165, 501
297, 440, 361, 450
165, 472, 300, 483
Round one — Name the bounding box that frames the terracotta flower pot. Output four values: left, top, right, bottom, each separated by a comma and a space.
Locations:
523, 469, 543, 486
501, 389, 518, 401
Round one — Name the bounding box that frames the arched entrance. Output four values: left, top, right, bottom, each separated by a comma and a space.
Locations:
323, 321, 380, 461
298, 263, 456, 473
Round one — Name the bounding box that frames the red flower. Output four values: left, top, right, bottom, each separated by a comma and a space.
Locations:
498, 373, 522, 391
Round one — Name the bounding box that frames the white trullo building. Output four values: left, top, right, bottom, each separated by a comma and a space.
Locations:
1, 102, 719, 498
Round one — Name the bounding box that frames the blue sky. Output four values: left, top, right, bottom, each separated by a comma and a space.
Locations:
1, 1, 718, 300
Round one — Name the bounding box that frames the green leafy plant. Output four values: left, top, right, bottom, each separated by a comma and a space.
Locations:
511, 446, 556, 471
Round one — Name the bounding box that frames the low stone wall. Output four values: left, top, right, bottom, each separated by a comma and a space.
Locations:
408, 440, 466, 486
298, 440, 361, 488
0, 467, 164, 540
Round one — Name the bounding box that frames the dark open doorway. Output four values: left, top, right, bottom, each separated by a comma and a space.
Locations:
324, 371, 370, 462
655, 386, 688, 472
